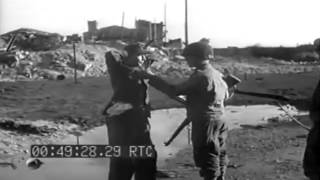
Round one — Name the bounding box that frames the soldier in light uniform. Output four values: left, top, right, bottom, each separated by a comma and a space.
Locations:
133, 42, 230, 180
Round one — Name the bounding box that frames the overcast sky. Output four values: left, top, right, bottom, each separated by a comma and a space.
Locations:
1, 0, 320, 47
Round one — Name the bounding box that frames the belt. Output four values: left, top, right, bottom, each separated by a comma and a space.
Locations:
212, 104, 223, 108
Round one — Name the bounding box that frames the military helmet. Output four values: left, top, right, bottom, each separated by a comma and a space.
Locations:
124, 43, 146, 56
314, 38, 320, 52
199, 38, 210, 44
182, 42, 213, 60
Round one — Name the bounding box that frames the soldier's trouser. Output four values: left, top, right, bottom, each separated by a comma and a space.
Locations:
108, 156, 157, 180
303, 124, 320, 179
106, 108, 157, 180
192, 113, 229, 179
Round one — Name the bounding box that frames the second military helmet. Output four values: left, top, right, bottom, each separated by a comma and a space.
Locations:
182, 42, 213, 60
314, 38, 320, 52
124, 43, 146, 56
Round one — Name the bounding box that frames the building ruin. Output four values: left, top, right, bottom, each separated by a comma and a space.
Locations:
83, 20, 164, 45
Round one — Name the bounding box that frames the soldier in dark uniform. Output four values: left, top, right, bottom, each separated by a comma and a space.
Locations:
303, 39, 320, 180
133, 42, 230, 180
104, 44, 157, 180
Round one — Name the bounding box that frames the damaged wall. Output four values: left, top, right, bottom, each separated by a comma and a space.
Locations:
135, 19, 164, 44
96, 26, 138, 42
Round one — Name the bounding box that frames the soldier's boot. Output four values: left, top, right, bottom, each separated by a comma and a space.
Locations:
308, 174, 319, 180
216, 165, 226, 180
204, 176, 218, 180
217, 176, 225, 180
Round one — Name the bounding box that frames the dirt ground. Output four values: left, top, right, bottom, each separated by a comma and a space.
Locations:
161, 115, 311, 180
0, 66, 318, 179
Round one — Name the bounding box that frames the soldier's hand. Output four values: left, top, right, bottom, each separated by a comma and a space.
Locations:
163, 140, 171, 146
227, 86, 237, 99
143, 54, 157, 69
286, 98, 307, 109
130, 67, 152, 79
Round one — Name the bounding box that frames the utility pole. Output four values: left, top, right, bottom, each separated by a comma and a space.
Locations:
149, 22, 152, 41
120, 12, 125, 40
154, 22, 157, 43
73, 42, 77, 84
185, 0, 189, 46
185, 0, 191, 145
164, 3, 167, 42
71, 34, 80, 84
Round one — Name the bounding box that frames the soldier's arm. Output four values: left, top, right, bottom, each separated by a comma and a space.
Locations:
105, 51, 131, 75
135, 70, 201, 97
105, 51, 123, 89
105, 51, 136, 87
173, 73, 202, 95
146, 74, 179, 97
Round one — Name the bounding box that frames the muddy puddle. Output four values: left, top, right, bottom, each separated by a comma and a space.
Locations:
0, 105, 306, 180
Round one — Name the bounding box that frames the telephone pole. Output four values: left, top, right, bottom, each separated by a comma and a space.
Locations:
185, 0, 189, 45
185, 0, 191, 145
164, 3, 167, 42
120, 12, 125, 40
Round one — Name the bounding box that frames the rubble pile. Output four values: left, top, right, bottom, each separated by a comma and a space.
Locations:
0, 43, 111, 80
0, 28, 63, 51
0, 119, 57, 135
28, 47, 107, 79
1, 28, 320, 81
150, 59, 192, 79
0, 38, 6, 49
2, 43, 320, 81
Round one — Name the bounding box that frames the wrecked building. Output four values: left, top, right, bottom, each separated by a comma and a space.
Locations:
83, 19, 164, 44
164, 38, 184, 49
96, 26, 138, 42
135, 20, 164, 44
0, 28, 64, 51
65, 34, 82, 44
83, 21, 98, 42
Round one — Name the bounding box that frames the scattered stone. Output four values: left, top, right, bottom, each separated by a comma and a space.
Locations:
156, 169, 179, 178
267, 116, 281, 123
0, 160, 17, 169
176, 162, 195, 168
228, 164, 243, 169
295, 134, 307, 139
26, 158, 44, 170
0, 119, 57, 135
275, 158, 283, 163
56, 74, 65, 80
240, 124, 267, 130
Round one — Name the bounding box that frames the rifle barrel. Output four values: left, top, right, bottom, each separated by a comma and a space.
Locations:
234, 89, 290, 101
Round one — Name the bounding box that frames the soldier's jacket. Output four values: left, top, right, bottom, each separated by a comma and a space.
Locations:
176, 63, 228, 118
105, 51, 149, 108
148, 62, 229, 118
146, 62, 229, 146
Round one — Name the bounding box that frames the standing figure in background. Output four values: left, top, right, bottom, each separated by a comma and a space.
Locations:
104, 44, 157, 180
303, 39, 320, 180
313, 38, 320, 58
